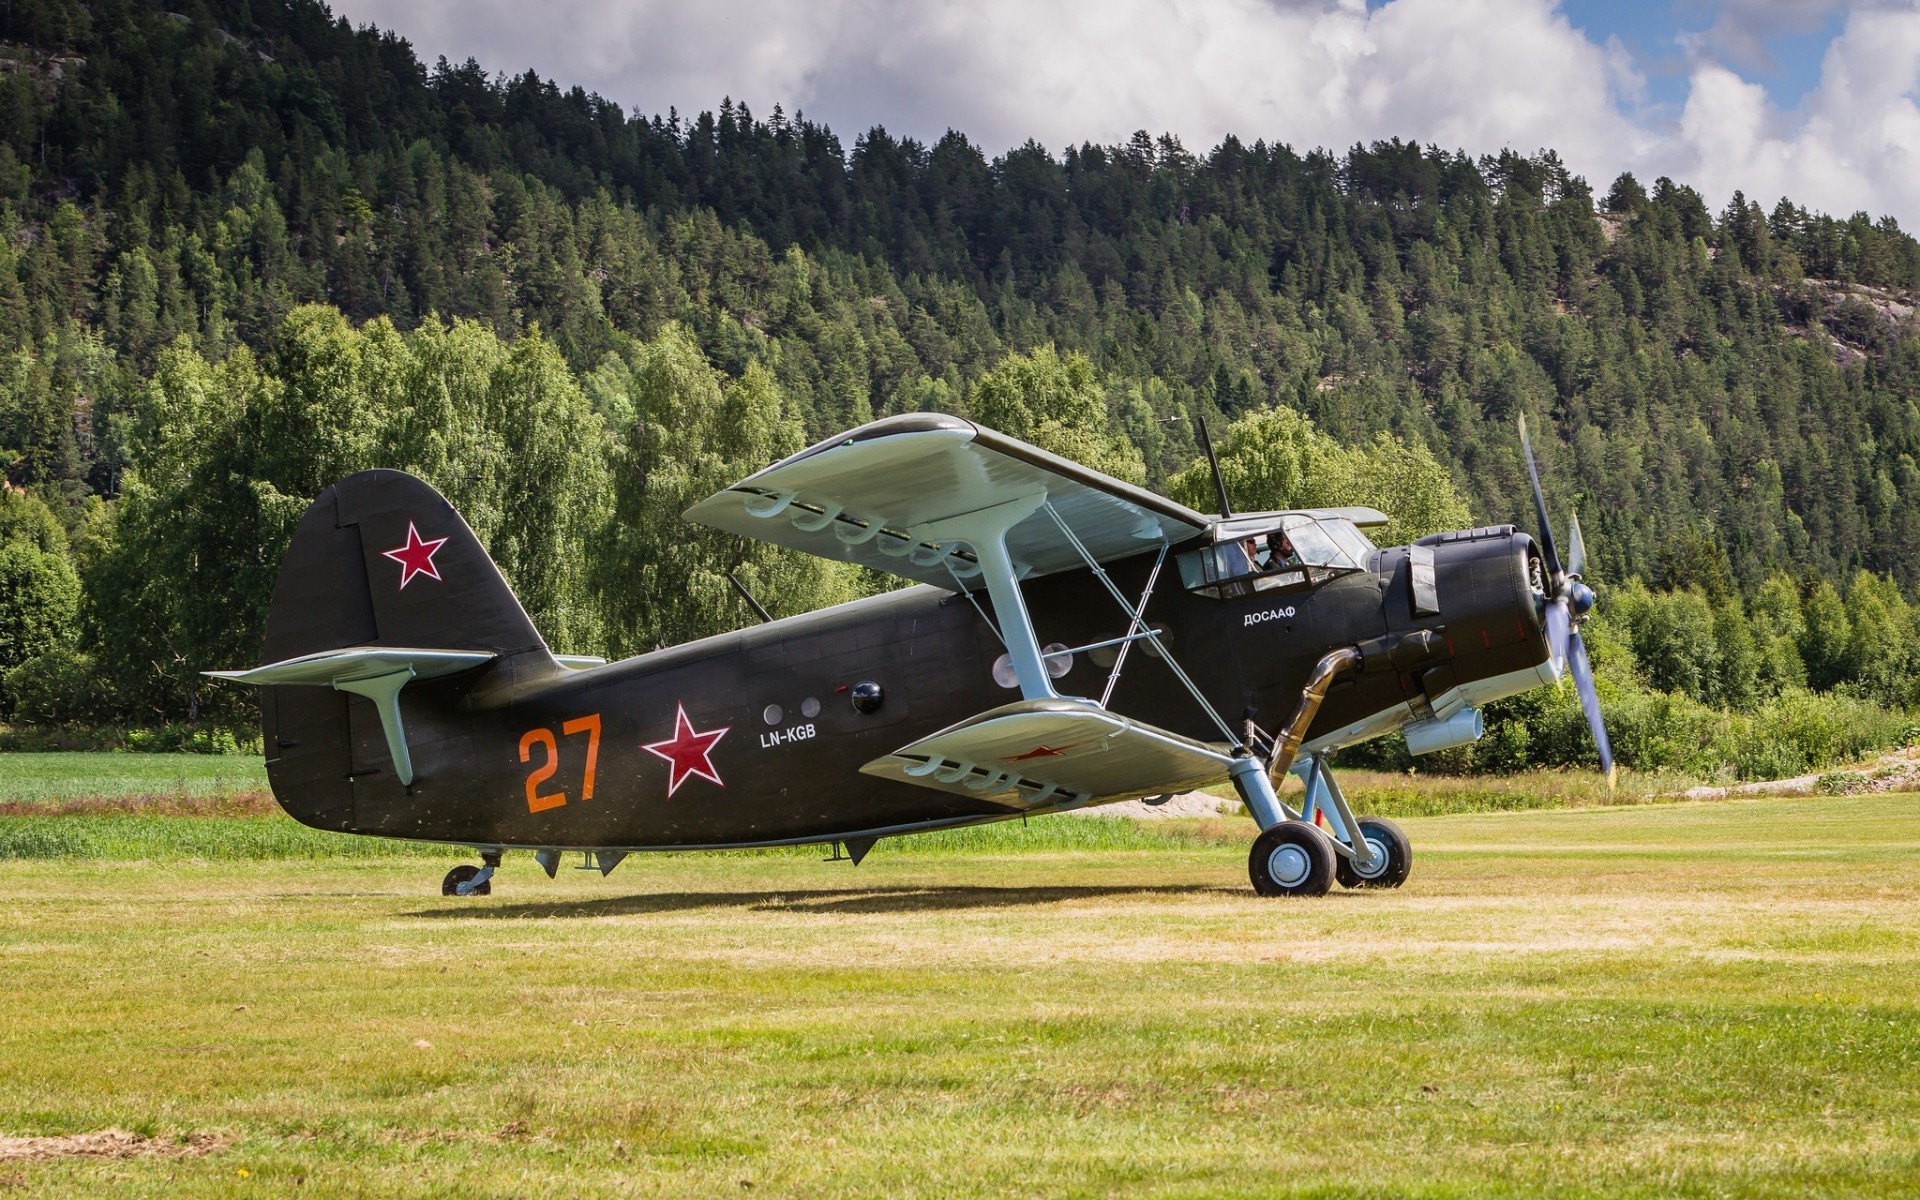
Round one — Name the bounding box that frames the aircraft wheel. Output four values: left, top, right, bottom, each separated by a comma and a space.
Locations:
1248, 820, 1336, 897
442, 864, 490, 897
1334, 817, 1412, 889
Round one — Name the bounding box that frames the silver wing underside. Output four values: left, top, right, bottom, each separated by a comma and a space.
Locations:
684, 414, 1210, 590
861, 698, 1235, 811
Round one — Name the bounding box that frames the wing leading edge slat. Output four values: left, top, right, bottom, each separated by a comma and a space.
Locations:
683, 415, 1210, 590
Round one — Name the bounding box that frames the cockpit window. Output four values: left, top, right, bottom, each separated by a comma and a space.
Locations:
1314, 516, 1379, 569
1176, 513, 1374, 600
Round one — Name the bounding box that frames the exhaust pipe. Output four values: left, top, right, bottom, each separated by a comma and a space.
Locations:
1264, 645, 1361, 790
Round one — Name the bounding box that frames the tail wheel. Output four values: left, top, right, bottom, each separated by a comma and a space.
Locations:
442, 864, 490, 897
1248, 820, 1336, 897
1334, 817, 1412, 889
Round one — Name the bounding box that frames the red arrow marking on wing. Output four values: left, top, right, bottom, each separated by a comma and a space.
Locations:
1002, 743, 1083, 762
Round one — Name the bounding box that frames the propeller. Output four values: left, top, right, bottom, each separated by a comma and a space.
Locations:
1518, 416, 1614, 786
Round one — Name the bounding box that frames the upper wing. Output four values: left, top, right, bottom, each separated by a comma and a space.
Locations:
683, 415, 1210, 589
860, 698, 1235, 810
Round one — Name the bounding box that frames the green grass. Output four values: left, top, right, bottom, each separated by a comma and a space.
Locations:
0, 814, 459, 861
1282, 767, 1693, 817
2, 795, 1919, 1196
0, 812, 1214, 861
0, 752, 266, 805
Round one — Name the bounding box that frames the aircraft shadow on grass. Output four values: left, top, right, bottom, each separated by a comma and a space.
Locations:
405, 882, 1243, 919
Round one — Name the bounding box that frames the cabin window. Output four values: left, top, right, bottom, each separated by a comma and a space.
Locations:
1176, 514, 1373, 600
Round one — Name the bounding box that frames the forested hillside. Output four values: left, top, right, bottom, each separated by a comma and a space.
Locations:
2, 0, 1919, 775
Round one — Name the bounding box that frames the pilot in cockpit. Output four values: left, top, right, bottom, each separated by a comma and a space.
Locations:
1268, 531, 1301, 569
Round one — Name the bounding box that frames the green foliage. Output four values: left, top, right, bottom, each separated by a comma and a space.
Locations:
2, 645, 105, 725
0, 487, 66, 552
0, 532, 79, 692
591, 324, 864, 655
968, 345, 1145, 483
1165, 406, 1471, 542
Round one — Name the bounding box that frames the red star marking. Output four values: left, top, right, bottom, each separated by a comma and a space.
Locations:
1003, 743, 1081, 762
643, 703, 731, 798
381, 521, 449, 590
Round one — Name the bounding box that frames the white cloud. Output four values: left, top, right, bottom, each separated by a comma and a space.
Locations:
333, 0, 1920, 228
1668, 6, 1920, 221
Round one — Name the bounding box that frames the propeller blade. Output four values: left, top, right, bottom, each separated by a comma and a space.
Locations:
1545, 594, 1570, 670
1567, 511, 1587, 580
1567, 626, 1614, 781
1518, 414, 1563, 581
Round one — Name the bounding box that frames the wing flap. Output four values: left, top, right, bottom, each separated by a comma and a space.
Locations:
860, 699, 1234, 810
684, 415, 1208, 589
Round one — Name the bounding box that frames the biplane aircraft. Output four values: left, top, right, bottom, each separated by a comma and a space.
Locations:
211, 414, 1609, 897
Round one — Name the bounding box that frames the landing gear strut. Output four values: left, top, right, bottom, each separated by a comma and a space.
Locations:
442, 849, 501, 897
1228, 737, 1415, 896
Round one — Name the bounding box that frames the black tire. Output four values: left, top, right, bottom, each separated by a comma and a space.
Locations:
1334, 817, 1412, 889
441, 864, 490, 897
1248, 820, 1336, 897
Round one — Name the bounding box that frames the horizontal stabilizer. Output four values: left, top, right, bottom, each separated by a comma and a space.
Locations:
206, 648, 495, 787
685, 415, 1209, 590
205, 647, 495, 687
861, 698, 1234, 810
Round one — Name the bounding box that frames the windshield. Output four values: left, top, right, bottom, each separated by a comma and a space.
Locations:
1313, 516, 1378, 568
1280, 515, 1357, 570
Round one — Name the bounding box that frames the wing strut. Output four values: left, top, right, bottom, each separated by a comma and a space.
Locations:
1100, 541, 1168, 709
1040, 502, 1242, 747
909, 492, 1055, 698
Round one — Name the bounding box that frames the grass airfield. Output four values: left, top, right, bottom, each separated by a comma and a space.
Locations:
1, 793, 1918, 1196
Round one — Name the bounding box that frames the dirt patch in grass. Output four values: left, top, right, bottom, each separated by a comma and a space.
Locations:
0, 1129, 229, 1161
0, 790, 278, 818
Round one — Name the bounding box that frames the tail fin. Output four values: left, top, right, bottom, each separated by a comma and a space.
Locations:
262, 469, 549, 662
234, 471, 552, 830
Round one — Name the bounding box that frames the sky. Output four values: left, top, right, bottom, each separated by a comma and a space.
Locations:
327, 0, 1920, 228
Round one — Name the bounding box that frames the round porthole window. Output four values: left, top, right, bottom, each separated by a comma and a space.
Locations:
1043, 642, 1073, 678
762, 704, 784, 726
991, 653, 1018, 689
851, 681, 884, 714
801, 696, 821, 718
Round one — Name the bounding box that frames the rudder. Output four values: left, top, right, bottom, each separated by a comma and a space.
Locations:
263, 469, 548, 662
251, 470, 552, 831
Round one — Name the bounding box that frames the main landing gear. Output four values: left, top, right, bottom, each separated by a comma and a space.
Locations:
442, 849, 502, 897
1229, 754, 1412, 897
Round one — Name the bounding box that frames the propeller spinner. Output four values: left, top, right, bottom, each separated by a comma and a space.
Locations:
1518, 416, 1615, 785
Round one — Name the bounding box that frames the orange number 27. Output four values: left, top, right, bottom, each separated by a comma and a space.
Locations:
519, 714, 602, 813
